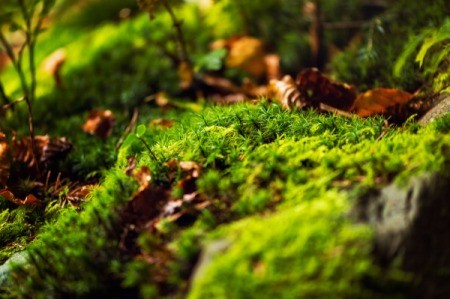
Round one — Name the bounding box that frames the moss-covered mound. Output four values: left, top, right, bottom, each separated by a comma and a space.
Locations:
1, 102, 448, 298
1, 1, 450, 298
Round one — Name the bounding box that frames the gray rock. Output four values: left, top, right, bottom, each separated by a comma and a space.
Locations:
354, 172, 450, 299
419, 93, 450, 125
190, 239, 231, 283
0, 251, 28, 287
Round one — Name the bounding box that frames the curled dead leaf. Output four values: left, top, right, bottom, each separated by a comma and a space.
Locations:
352, 88, 414, 117
12, 135, 73, 170
0, 132, 11, 187
296, 68, 357, 111
268, 75, 305, 110
82, 109, 115, 138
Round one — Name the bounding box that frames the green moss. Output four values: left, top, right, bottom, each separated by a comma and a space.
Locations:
0, 199, 61, 264
2, 100, 449, 297
189, 194, 381, 299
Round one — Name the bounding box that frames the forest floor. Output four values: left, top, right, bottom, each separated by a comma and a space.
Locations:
1, 1, 450, 298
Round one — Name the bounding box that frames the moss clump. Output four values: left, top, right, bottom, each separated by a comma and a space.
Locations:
188, 194, 379, 299
2, 101, 448, 298
0, 198, 61, 264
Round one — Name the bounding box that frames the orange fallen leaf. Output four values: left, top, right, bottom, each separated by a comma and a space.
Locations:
296, 68, 357, 111
82, 109, 115, 138
225, 36, 267, 79
352, 88, 414, 117
0, 132, 10, 187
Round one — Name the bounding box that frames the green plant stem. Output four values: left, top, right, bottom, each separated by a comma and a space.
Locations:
0, 81, 11, 106
137, 136, 159, 162
160, 0, 190, 67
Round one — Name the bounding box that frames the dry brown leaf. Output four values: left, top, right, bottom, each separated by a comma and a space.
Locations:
150, 119, 175, 130
226, 36, 267, 79
179, 161, 201, 178
132, 166, 152, 192
352, 88, 414, 117
0, 189, 42, 206
12, 135, 72, 169
123, 165, 168, 228
296, 68, 357, 111
82, 109, 115, 138
23, 194, 41, 205
268, 75, 305, 110
66, 185, 95, 206
0, 189, 15, 203
0, 132, 11, 187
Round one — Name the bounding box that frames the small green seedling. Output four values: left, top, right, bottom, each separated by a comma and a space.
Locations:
136, 124, 159, 162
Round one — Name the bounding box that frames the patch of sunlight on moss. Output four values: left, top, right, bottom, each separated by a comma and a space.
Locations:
188, 192, 379, 299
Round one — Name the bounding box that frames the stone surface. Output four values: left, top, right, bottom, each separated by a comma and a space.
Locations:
354, 172, 450, 299
419, 93, 450, 124
190, 240, 231, 283
0, 251, 27, 286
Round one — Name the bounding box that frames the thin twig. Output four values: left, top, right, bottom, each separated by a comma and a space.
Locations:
1, 97, 24, 111
116, 108, 139, 150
